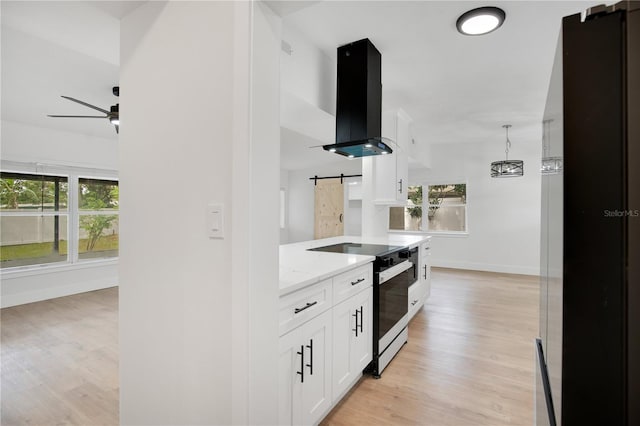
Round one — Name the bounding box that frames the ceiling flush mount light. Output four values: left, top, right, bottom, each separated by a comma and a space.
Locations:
541, 119, 563, 174
491, 124, 524, 178
456, 7, 506, 36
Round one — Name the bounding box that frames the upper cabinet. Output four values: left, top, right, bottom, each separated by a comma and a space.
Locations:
372, 109, 411, 205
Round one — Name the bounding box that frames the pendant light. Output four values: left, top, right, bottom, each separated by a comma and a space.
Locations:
491, 124, 524, 178
541, 119, 563, 174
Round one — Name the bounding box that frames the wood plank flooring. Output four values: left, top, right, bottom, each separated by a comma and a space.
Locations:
0, 268, 538, 425
322, 268, 539, 426
1, 288, 119, 426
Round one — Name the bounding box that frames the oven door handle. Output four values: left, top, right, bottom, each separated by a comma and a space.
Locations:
378, 260, 413, 284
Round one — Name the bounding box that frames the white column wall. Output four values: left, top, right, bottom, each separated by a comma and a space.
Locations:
119, 2, 279, 424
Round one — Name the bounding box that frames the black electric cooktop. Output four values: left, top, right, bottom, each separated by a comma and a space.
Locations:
307, 242, 402, 257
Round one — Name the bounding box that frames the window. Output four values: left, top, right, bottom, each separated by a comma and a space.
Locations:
1, 173, 69, 268
389, 183, 467, 233
1, 172, 118, 269
78, 178, 119, 260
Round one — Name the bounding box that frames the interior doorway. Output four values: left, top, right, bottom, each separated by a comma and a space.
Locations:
314, 178, 344, 239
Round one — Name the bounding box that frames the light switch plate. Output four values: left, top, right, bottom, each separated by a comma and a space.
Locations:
207, 203, 224, 239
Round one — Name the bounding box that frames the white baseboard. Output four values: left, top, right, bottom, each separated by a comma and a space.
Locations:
1, 263, 118, 308
431, 259, 539, 276
2, 280, 117, 308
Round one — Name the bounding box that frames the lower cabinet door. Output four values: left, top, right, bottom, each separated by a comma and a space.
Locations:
332, 287, 373, 400
278, 327, 302, 425
352, 287, 373, 372
299, 309, 333, 425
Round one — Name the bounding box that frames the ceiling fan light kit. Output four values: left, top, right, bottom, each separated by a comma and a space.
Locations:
456, 6, 506, 36
491, 124, 524, 178
48, 86, 119, 134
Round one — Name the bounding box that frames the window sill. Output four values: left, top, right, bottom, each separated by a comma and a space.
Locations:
389, 230, 469, 238
0, 258, 118, 279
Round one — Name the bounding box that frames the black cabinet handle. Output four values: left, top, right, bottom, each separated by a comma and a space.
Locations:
411, 299, 418, 306
423, 264, 427, 280
359, 306, 363, 333
306, 339, 313, 375
398, 179, 403, 193
350, 277, 365, 286
294, 301, 317, 314
339, 213, 343, 223
297, 345, 304, 383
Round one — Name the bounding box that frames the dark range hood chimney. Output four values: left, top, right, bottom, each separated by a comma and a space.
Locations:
323, 38, 393, 158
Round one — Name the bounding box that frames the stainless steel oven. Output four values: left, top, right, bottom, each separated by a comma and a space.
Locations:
369, 247, 417, 377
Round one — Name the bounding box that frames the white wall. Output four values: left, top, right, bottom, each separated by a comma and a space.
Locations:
286, 160, 362, 243
407, 137, 541, 275
281, 24, 335, 115
0, 120, 119, 307
1, 120, 118, 169
119, 2, 279, 425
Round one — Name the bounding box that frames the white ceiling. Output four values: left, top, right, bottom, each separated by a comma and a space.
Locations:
1, 1, 144, 140
277, 0, 601, 171
2, 1, 601, 167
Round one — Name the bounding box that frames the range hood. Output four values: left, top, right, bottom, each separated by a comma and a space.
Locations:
323, 38, 393, 158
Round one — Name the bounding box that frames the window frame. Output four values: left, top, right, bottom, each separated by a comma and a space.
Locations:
389, 181, 469, 235
1, 162, 118, 273
423, 182, 468, 234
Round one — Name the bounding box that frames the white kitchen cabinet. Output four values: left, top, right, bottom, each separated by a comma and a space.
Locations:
279, 308, 333, 426
332, 286, 373, 400
420, 240, 431, 300
373, 109, 411, 205
408, 241, 431, 321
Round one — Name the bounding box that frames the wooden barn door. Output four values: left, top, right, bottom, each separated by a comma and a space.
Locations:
314, 179, 344, 239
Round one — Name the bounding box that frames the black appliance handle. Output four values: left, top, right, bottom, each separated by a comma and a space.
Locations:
306, 339, 313, 375
536, 338, 557, 426
297, 345, 304, 383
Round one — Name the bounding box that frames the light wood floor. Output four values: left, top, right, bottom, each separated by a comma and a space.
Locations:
1, 287, 119, 426
1, 268, 538, 426
322, 268, 539, 426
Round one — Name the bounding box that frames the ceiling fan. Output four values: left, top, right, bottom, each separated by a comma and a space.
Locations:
48, 86, 119, 134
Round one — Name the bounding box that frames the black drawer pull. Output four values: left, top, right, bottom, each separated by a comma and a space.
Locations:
294, 301, 317, 314
411, 300, 418, 306
351, 277, 365, 286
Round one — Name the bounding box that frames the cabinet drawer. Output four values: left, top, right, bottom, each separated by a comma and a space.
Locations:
279, 279, 332, 337
333, 263, 373, 305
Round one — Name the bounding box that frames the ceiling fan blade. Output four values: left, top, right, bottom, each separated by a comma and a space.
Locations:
48, 114, 107, 118
60, 95, 110, 114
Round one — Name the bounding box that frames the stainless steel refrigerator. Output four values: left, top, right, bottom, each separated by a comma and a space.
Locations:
537, 1, 640, 425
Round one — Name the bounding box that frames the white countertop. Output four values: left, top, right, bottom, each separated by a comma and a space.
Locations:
279, 234, 430, 296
